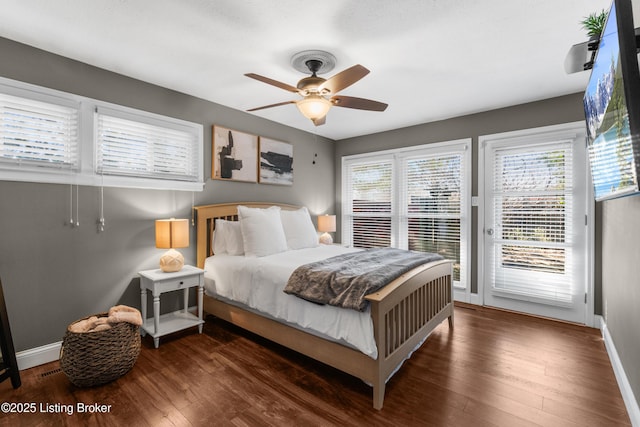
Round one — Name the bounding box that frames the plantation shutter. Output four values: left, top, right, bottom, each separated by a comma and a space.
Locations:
0, 92, 78, 169
96, 111, 200, 182
402, 152, 464, 283
343, 158, 394, 248
490, 141, 574, 304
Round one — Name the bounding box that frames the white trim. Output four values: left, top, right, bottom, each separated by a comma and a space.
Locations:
0, 167, 204, 191
453, 289, 468, 302
469, 292, 483, 306
595, 314, 603, 330
585, 153, 596, 327
342, 138, 471, 160
599, 316, 640, 427
16, 341, 62, 370
477, 134, 486, 303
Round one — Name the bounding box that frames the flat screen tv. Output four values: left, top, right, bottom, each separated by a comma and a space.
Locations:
584, 0, 640, 201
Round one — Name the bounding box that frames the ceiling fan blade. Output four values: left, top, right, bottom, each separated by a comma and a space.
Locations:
312, 116, 326, 126
331, 95, 388, 111
245, 73, 299, 93
319, 64, 369, 94
247, 100, 296, 112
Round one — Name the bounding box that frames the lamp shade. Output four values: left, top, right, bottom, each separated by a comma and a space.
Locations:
296, 95, 332, 120
317, 214, 336, 233
155, 218, 189, 249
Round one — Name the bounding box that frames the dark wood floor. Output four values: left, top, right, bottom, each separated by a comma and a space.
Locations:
0, 303, 631, 426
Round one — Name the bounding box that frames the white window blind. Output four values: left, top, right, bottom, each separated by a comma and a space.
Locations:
343, 159, 393, 248
490, 142, 574, 304
96, 111, 200, 182
402, 152, 465, 282
0, 92, 78, 169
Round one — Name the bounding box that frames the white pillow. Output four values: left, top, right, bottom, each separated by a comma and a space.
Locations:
224, 221, 244, 256
213, 219, 227, 254
237, 205, 288, 257
280, 207, 319, 250
213, 219, 244, 255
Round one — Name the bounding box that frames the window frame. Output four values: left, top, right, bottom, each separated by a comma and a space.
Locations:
342, 139, 472, 301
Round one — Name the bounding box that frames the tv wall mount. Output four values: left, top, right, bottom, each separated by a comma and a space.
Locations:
564, 27, 640, 74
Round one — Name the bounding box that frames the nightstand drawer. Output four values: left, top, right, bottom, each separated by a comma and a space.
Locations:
153, 274, 201, 293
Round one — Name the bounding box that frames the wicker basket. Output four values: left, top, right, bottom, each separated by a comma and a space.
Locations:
60, 312, 141, 387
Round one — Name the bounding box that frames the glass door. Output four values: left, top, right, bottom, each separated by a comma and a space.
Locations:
482, 127, 589, 323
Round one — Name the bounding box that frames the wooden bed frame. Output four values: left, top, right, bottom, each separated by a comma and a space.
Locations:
194, 202, 454, 410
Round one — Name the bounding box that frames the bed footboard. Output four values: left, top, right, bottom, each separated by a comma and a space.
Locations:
202, 259, 454, 411
366, 259, 454, 409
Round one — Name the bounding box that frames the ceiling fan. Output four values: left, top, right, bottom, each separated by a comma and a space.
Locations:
245, 52, 388, 126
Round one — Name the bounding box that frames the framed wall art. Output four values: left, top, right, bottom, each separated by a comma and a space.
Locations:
259, 137, 293, 185
212, 126, 258, 182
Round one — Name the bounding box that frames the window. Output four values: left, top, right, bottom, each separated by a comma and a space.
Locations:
0, 76, 203, 191
0, 90, 79, 178
402, 152, 465, 282
96, 108, 201, 186
342, 140, 471, 298
343, 158, 393, 248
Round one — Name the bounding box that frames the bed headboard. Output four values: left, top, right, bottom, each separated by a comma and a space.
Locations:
193, 202, 300, 268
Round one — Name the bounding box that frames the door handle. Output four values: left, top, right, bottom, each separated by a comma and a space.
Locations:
486, 228, 494, 236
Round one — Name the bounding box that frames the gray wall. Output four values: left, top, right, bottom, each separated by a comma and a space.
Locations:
601, 196, 640, 408
612, 0, 640, 408
335, 94, 592, 298
0, 37, 335, 352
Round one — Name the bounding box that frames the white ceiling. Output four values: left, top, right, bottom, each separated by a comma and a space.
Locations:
0, 0, 610, 140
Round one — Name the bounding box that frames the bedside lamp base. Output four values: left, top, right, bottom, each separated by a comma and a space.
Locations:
159, 248, 184, 272
319, 232, 333, 245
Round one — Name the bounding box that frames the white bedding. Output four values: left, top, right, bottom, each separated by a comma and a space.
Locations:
203, 245, 379, 359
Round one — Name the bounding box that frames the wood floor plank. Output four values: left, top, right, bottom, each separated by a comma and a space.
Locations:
463, 397, 572, 427
0, 304, 631, 426
542, 395, 630, 427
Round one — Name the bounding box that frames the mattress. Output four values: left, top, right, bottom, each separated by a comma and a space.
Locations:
203, 245, 378, 359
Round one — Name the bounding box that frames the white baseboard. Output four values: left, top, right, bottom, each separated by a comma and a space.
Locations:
598, 316, 640, 427
469, 292, 482, 306
16, 341, 62, 370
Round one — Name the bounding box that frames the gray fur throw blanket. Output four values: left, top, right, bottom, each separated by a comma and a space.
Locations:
284, 248, 444, 311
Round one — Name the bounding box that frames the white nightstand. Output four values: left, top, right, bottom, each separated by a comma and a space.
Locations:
138, 265, 205, 348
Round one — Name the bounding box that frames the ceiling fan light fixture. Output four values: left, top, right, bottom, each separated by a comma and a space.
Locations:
245, 55, 386, 127
296, 95, 332, 120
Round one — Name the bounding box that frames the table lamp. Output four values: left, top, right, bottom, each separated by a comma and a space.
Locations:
317, 214, 336, 245
155, 218, 189, 272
